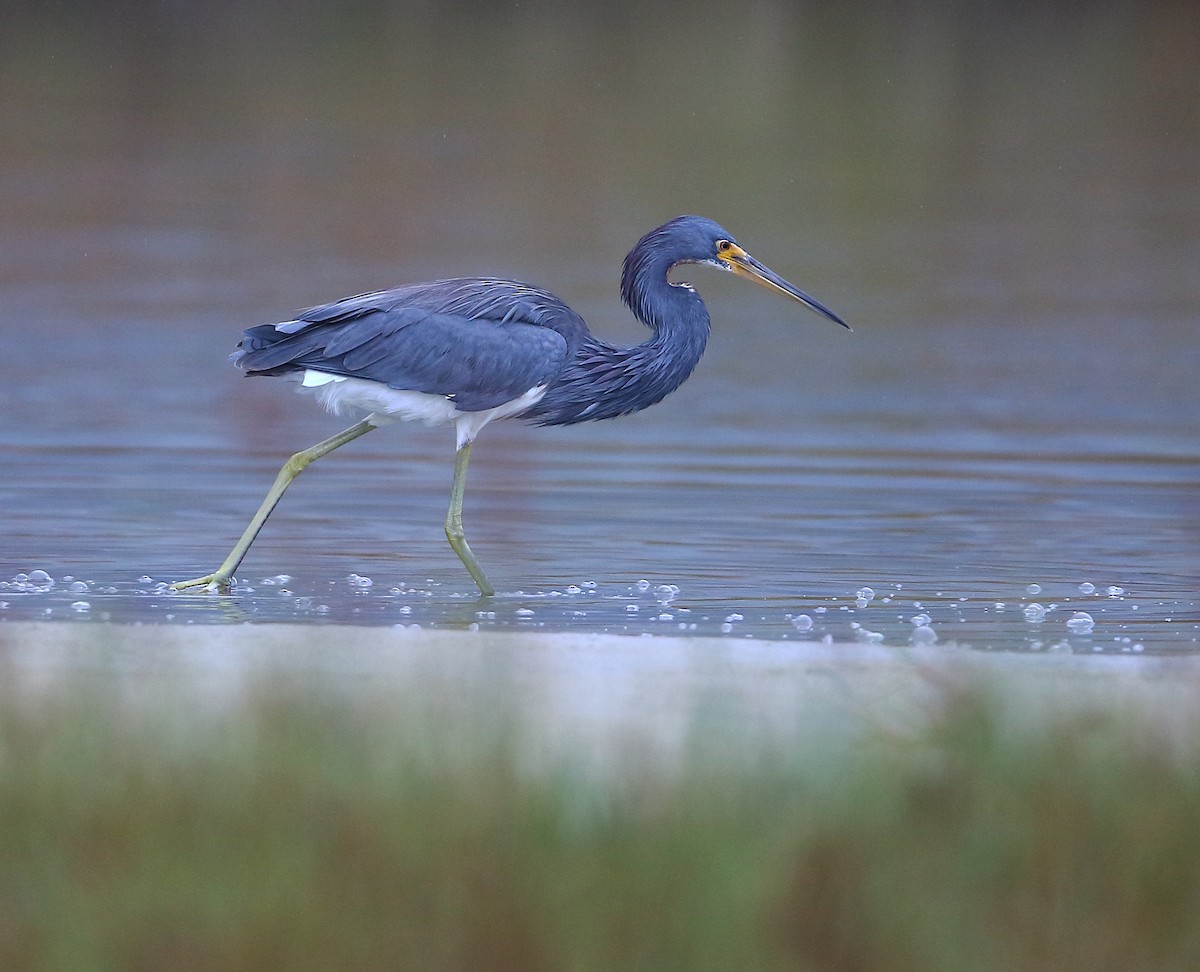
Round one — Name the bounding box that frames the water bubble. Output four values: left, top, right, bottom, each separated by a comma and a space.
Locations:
1023, 603, 1047, 623
1066, 612, 1095, 633
625, 604, 639, 613
13, 570, 57, 592
68, 580, 89, 594
851, 623, 885, 643
1078, 582, 1096, 595
565, 585, 583, 595
910, 625, 938, 645
657, 613, 674, 621
724, 613, 744, 623
138, 575, 154, 584
1026, 583, 1042, 595
791, 614, 813, 632
346, 573, 373, 588
994, 602, 1006, 610
635, 579, 651, 592
1106, 586, 1126, 597
910, 613, 932, 627
581, 580, 597, 589
855, 587, 875, 608
719, 622, 734, 633
398, 605, 412, 615
654, 584, 680, 606
515, 608, 535, 618
70, 601, 90, 612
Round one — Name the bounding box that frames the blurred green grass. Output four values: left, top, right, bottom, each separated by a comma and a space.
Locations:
2, 666, 1199, 971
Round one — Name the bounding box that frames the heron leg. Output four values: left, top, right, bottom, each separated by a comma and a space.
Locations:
171, 418, 376, 591
444, 441, 495, 597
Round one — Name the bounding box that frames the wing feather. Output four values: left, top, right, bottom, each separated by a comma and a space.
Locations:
234, 278, 584, 412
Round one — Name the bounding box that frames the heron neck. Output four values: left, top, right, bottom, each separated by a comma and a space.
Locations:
525, 284, 710, 426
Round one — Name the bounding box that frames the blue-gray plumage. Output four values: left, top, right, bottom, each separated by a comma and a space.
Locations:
173, 215, 849, 596
239, 290, 575, 412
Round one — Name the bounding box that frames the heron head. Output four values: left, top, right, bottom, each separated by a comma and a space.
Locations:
641, 216, 850, 330
706, 235, 850, 330
623, 215, 850, 331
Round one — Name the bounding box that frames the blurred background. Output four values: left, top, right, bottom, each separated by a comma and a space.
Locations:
1, 0, 1197, 648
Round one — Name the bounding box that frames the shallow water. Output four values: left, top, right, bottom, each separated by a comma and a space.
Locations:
1, 3, 1197, 651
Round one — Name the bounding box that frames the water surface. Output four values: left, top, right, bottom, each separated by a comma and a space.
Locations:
1, 3, 1196, 651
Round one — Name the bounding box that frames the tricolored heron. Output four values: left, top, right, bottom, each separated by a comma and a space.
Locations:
172, 215, 849, 596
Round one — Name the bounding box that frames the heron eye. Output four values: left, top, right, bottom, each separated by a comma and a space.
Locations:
716, 240, 733, 254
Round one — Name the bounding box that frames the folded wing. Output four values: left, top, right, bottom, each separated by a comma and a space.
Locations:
236, 278, 584, 411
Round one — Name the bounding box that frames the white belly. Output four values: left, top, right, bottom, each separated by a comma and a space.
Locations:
294, 370, 547, 449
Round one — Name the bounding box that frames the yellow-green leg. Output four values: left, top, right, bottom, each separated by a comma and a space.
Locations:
172, 419, 376, 591
444, 441, 495, 596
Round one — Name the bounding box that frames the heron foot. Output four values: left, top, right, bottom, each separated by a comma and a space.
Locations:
444, 526, 495, 597
170, 572, 234, 592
